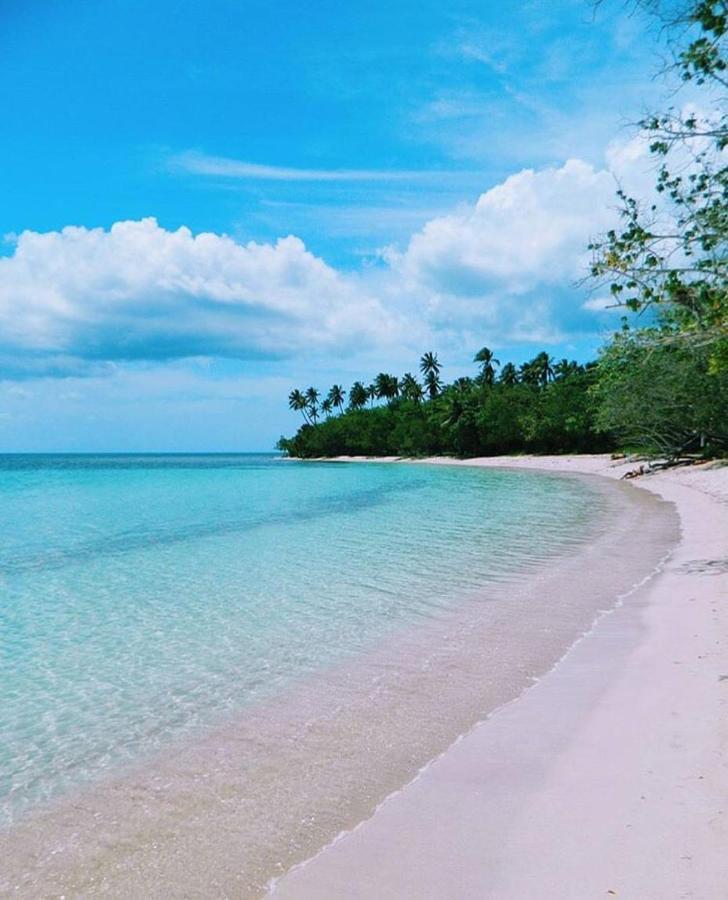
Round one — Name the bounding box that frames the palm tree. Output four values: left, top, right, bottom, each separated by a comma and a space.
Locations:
424, 369, 442, 399
348, 381, 368, 409
327, 384, 346, 413
530, 351, 554, 386
305, 386, 320, 423
399, 372, 422, 402
419, 351, 441, 379
473, 346, 500, 385
321, 398, 333, 418
520, 353, 553, 387
452, 376, 473, 393
553, 359, 581, 380
288, 389, 311, 424
519, 360, 540, 387
442, 392, 466, 428
498, 362, 518, 385
375, 372, 399, 403
366, 383, 377, 407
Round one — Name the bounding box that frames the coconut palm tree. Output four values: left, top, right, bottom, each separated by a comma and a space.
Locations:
452, 376, 473, 393
327, 384, 346, 413
424, 369, 442, 399
473, 346, 500, 385
419, 351, 441, 379
305, 386, 320, 422
520, 353, 553, 387
498, 362, 519, 386
321, 398, 333, 418
366, 383, 377, 407
375, 372, 399, 403
348, 381, 368, 409
399, 372, 422, 402
519, 360, 539, 386
531, 351, 554, 386
553, 359, 581, 380
442, 391, 466, 428
288, 389, 311, 424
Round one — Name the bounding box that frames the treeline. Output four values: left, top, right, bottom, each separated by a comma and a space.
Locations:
277, 350, 615, 458
279, 1, 728, 461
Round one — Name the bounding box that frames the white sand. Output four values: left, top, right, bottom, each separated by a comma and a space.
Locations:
271, 455, 728, 899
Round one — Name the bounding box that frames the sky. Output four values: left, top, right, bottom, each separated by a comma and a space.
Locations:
0, 0, 677, 450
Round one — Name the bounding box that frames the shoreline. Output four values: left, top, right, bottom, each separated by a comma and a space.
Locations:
271, 454, 728, 899
0, 458, 684, 898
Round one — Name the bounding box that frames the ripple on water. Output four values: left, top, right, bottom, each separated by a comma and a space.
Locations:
1, 455, 613, 831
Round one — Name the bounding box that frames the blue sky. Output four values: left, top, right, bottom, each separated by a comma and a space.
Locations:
0, 0, 671, 450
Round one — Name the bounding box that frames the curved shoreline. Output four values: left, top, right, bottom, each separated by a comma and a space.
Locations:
0, 461, 684, 898
271, 454, 728, 899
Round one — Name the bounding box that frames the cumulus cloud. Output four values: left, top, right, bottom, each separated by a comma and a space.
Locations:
0, 218, 401, 374
382, 158, 620, 342
391, 159, 615, 289
1, 138, 660, 378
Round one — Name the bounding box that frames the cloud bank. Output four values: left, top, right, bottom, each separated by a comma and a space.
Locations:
1, 145, 650, 378
0, 218, 401, 376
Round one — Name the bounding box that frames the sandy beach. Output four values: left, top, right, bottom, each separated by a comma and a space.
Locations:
271, 454, 728, 899
2, 454, 725, 899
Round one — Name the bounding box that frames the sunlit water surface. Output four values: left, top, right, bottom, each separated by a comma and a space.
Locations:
0, 453, 604, 826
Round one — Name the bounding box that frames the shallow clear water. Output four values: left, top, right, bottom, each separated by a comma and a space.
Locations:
0, 453, 601, 826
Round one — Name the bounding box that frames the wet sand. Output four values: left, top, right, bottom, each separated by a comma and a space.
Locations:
271, 456, 728, 899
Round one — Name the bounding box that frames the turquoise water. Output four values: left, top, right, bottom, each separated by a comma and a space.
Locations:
0, 454, 600, 826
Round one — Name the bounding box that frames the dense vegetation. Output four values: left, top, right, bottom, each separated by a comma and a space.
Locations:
277, 351, 615, 458
279, 1, 727, 460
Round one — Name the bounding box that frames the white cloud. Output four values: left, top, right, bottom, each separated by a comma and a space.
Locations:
582, 296, 619, 312
0, 218, 402, 373
171, 151, 431, 182
390, 159, 616, 290
1, 134, 666, 378
380, 158, 621, 343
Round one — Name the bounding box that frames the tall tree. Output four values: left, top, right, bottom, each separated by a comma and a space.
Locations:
305, 386, 320, 423
400, 372, 423, 402
473, 346, 500, 385
522, 351, 554, 387
453, 376, 474, 393
424, 369, 442, 399
375, 372, 399, 402
553, 359, 581, 380
419, 351, 441, 379
288, 389, 311, 424
498, 362, 519, 386
327, 384, 346, 414
348, 381, 368, 409
589, 0, 728, 370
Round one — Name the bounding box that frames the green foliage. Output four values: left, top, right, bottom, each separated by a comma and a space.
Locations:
582, 1, 728, 457
279, 5, 728, 463
594, 328, 728, 455
277, 352, 612, 458
589, 0, 728, 370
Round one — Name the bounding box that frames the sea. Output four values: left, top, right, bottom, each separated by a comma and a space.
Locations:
0, 453, 677, 895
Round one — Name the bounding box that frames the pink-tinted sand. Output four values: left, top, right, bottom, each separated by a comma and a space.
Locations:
271, 456, 728, 899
